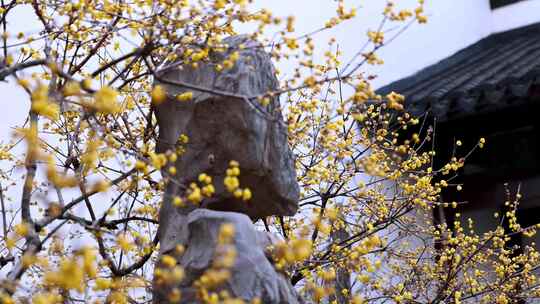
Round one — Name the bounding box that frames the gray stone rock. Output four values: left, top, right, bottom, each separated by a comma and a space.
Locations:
154, 209, 302, 304
154, 35, 300, 247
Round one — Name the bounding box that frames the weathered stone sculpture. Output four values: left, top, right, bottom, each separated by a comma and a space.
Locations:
154, 35, 299, 230
153, 35, 302, 303
154, 209, 302, 304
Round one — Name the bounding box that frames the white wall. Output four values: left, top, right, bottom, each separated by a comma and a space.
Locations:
491, 0, 540, 33
370, 0, 492, 88
371, 0, 540, 89
252, 0, 540, 89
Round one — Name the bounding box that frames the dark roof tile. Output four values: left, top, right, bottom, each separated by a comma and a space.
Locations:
376, 22, 540, 121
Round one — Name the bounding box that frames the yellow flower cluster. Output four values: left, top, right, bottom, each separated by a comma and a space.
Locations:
221, 51, 240, 70
186, 185, 203, 204
154, 254, 185, 287
386, 91, 405, 110
223, 161, 252, 201
149, 151, 168, 170
415, 3, 428, 23
362, 52, 384, 65
199, 173, 216, 197
80, 136, 102, 174
177, 91, 193, 102
384, 2, 414, 22
0, 144, 13, 161
151, 85, 167, 105
31, 84, 59, 120
200, 231, 244, 303
45, 155, 78, 188
170, 172, 216, 207
273, 238, 312, 269
90, 86, 122, 114
63, 81, 82, 96
218, 223, 235, 245
43, 247, 97, 293
367, 30, 384, 45
324, 1, 356, 28
117, 233, 134, 252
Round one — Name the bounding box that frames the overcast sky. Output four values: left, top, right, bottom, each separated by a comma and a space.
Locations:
3, 0, 540, 139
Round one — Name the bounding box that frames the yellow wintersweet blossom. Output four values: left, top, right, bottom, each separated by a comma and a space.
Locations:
363, 52, 384, 65
367, 30, 384, 45
161, 255, 178, 268
152, 85, 167, 105
63, 81, 82, 96
386, 91, 405, 110
273, 238, 313, 269
286, 16, 295, 32
202, 184, 215, 197
13, 222, 29, 237
198, 173, 212, 184
44, 258, 85, 292
241, 188, 252, 201
179, 134, 189, 144
177, 91, 193, 102
223, 160, 250, 203
0, 294, 14, 304
173, 196, 185, 207
415, 5, 428, 23
224, 176, 239, 192
218, 223, 235, 244
92, 86, 121, 114
80, 138, 101, 174
479, 137, 486, 148
149, 152, 168, 169
233, 188, 243, 199
187, 183, 203, 204
117, 233, 134, 252
31, 84, 59, 120
94, 278, 112, 290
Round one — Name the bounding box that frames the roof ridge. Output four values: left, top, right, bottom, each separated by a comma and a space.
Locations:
407, 36, 527, 100
375, 22, 540, 121
376, 21, 540, 95
438, 35, 539, 98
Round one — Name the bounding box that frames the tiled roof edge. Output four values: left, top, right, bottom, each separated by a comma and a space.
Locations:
375, 21, 540, 96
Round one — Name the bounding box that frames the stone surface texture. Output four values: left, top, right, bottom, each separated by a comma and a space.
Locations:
154, 35, 299, 246
153, 36, 302, 303
154, 209, 302, 304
